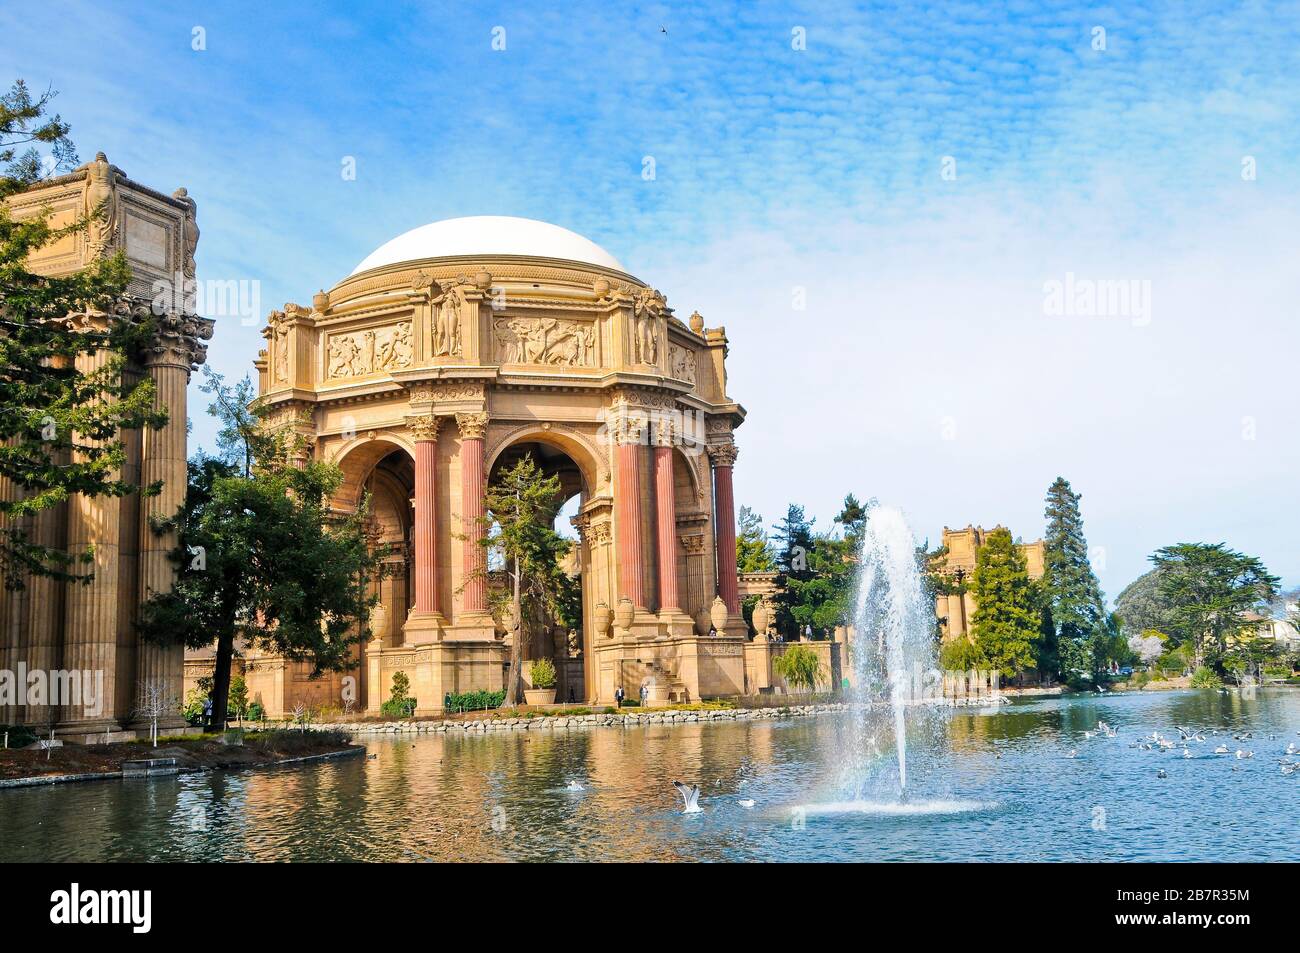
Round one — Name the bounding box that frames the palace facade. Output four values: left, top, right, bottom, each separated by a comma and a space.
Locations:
228, 216, 761, 714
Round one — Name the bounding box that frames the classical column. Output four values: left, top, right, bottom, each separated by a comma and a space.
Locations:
653, 428, 680, 613
60, 314, 123, 734
135, 319, 201, 728
407, 414, 442, 621
708, 442, 740, 615
456, 412, 489, 616
614, 425, 647, 609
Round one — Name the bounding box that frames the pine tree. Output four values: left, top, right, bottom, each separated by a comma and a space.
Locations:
771, 503, 815, 639
1042, 477, 1107, 680
969, 527, 1040, 680
138, 370, 385, 730
472, 454, 573, 706
1, 80, 165, 588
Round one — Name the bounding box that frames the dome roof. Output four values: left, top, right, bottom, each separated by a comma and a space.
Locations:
350, 215, 627, 275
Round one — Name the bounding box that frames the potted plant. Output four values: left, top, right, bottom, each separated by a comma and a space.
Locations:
524, 658, 557, 706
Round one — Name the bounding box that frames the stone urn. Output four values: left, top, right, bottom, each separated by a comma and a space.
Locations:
710, 596, 729, 633
614, 597, 635, 633
751, 601, 770, 640
524, 687, 556, 706
694, 607, 712, 637
595, 601, 615, 639
367, 601, 388, 642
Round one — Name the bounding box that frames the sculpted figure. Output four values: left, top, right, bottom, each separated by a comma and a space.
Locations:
84, 152, 119, 256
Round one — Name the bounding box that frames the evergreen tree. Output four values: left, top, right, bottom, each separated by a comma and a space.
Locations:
138, 371, 385, 730
771, 503, 815, 638
1, 80, 165, 588
736, 505, 775, 572
969, 527, 1040, 681
1150, 542, 1279, 670
471, 454, 573, 706
1041, 477, 1107, 679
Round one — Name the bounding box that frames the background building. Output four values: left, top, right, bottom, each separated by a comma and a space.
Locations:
932, 524, 1045, 642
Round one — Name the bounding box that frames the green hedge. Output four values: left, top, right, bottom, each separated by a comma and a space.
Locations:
380, 698, 417, 718
444, 689, 505, 713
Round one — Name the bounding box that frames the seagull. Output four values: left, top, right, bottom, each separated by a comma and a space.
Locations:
1236, 750, 1253, 760
1175, 725, 1194, 740
737, 798, 756, 809
1282, 764, 1298, 776
1067, 750, 1078, 759
672, 780, 703, 814
1287, 743, 1297, 756
565, 780, 585, 792
1214, 745, 1229, 754
1157, 769, 1167, 778
1158, 738, 1176, 750
1084, 731, 1095, 740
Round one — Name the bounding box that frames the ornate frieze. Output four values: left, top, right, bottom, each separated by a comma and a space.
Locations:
406, 381, 484, 404
327, 322, 414, 379
494, 315, 596, 367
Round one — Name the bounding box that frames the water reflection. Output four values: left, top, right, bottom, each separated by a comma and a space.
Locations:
2, 689, 1297, 862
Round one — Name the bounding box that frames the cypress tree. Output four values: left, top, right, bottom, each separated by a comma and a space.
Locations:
970, 527, 1040, 680
1042, 477, 1106, 680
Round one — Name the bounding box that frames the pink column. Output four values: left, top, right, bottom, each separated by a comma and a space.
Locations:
456, 413, 489, 614
615, 436, 647, 608
410, 416, 440, 616
653, 444, 680, 612
710, 444, 740, 614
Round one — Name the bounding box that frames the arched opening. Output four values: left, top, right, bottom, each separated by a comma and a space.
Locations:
488, 438, 589, 705
334, 440, 416, 712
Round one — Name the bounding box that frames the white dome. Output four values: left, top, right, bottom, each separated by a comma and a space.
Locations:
350, 215, 627, 275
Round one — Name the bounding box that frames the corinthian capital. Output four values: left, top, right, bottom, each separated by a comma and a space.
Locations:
706, 442, 738, 467
143, 311, 216, 372
406, 413, 442, 443
455, 412, 489, 440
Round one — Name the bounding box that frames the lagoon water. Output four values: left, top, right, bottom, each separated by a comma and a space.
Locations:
2, 688, 1297, 862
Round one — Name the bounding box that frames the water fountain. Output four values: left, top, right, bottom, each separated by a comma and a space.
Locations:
848, 505, 938, 792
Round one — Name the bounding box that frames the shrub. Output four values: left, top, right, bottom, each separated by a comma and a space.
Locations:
380, 671, 416, 718
529, 658, 557, 690
939, 638, 985, 673
1190, 666, 1223, 689
443, 689, 506, 712
772, 644, 824, 693
246, 701, 265, 722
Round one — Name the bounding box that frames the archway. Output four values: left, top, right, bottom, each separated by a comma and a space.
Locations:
334, 440, 415, 712
488, 435, 594, 705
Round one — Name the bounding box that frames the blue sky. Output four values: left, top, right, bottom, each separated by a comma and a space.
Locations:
4, 0, 1298, 599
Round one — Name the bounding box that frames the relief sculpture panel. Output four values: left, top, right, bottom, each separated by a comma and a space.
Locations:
667, 342, 697, 383
327, 322, 414, 379
494, 316, 597, 367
